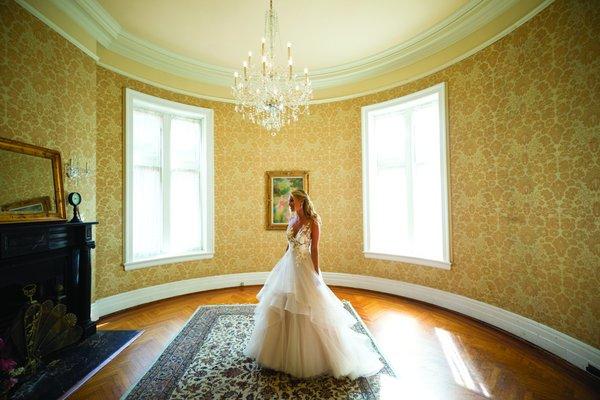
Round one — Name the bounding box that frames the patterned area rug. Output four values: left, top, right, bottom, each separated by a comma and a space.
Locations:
9, 330, 142, 400
123, 301, 395, 400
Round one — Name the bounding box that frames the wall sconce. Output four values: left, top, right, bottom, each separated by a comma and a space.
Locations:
65, 157, 92, 180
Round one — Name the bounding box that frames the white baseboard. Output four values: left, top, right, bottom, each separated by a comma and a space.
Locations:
91, 272, 270, 320
91, 271, 599, 372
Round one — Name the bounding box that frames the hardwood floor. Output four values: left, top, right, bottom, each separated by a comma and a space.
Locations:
70, 286, 599, 400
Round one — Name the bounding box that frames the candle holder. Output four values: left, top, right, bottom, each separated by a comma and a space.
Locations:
65, 157, 91, 181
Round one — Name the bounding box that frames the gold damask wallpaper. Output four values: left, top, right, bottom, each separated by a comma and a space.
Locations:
1, 0, 97, 285
95, 0, 599, 347
0, 1, 96, 220
3, 0, 599, 349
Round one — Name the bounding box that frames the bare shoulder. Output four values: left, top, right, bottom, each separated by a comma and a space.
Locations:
310, 218, 321, 232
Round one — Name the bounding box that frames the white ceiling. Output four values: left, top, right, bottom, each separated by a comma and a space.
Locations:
96, 0, 470, 71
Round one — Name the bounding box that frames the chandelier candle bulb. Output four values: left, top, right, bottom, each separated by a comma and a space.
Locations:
261, 37, 266, 56
248, 51, 252, 65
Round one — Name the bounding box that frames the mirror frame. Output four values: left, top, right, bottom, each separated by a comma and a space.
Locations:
0, 137, 66, 223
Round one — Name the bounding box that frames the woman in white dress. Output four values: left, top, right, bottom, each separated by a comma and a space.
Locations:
244, 189, 383, 379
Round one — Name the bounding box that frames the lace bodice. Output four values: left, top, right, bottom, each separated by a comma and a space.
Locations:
287, 219, 312, 265
286, 218, 312, 251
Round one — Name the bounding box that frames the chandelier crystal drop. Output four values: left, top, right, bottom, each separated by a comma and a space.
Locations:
232, 0, 312, 135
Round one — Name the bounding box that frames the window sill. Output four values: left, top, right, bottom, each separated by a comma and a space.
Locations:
363, 251, 451, 270
124, 252, 214, 271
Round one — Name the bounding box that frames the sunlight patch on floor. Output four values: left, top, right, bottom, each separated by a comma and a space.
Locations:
435, 327, 490, 398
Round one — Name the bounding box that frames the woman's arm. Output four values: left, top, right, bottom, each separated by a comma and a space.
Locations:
284, 215, 294, 254
310, 220, 320, 274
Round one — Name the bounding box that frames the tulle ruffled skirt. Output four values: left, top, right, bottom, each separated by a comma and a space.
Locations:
243, 248, 384, 379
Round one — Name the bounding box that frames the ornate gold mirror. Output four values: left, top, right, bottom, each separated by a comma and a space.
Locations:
0, 137, 66, 223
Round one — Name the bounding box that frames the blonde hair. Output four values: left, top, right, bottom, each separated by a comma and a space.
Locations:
291, 189, 322, 226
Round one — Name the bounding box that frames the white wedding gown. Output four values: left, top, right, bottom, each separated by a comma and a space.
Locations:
243, 216, 384, 379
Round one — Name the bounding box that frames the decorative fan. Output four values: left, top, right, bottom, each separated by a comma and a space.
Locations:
9, 284, 82, 375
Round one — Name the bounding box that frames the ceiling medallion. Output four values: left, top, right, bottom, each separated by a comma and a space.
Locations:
232, 0, 312, 135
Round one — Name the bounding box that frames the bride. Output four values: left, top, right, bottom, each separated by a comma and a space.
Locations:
244, 189, 383, 379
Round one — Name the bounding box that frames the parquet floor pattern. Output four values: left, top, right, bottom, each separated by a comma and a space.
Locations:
70, 286, 599, 399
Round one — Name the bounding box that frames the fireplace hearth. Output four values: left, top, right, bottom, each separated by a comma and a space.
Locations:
0, 221, 97, 339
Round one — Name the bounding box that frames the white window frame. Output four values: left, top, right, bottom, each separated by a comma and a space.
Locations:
124, 88, 214, 270
361, 82, 451, 270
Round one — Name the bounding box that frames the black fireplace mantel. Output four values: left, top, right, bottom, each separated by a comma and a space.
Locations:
0, 221, 97, 338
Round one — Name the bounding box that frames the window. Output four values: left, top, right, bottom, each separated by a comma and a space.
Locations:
124, 88, 214, 270
361, 83, 450, 269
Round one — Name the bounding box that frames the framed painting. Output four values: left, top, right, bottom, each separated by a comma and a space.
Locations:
266, 170, 309, 230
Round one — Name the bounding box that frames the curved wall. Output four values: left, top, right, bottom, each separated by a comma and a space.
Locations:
95, 0, 599, 348
2, 0, 598, 349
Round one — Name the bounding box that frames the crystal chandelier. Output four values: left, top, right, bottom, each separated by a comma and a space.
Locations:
232, 0, 312, 135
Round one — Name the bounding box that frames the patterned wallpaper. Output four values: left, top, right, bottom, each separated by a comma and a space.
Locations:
1, 0, 97, 288
3, 0, 598, 348
95, 0, 599, 348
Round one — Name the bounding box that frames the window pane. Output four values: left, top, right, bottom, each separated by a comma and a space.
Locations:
369, 110, 409, 254
171, 117, 201, 170
373, 112, 405, 167
170, 116, 202, 253
412, 101, 443, 260
132, 109, 163, 259
413, 163, 442, 260
170, 171, 202, 253
370, 167, 408, 254
413, 101, 438, 165
133, 110, 162, 167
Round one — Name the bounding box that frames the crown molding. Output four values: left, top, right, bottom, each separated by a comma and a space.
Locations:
309, 0, 516, 88
96, 62, 235, 104
47, 0, 118, 47
29, 0, 550, 91
108, 31, 233, 84
18, 0, 553, 101
311, 0, 554, 104
15, 0, 99, 61
47, 0, 235, 85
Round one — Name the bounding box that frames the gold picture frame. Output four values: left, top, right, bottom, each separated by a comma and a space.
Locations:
0, 137, 66, 223
266, 170, 309, 230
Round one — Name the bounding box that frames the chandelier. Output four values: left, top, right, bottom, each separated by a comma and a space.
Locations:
232, 0, 313, 134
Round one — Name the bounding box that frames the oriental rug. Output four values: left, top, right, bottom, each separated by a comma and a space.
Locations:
123, 301, 395, 400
